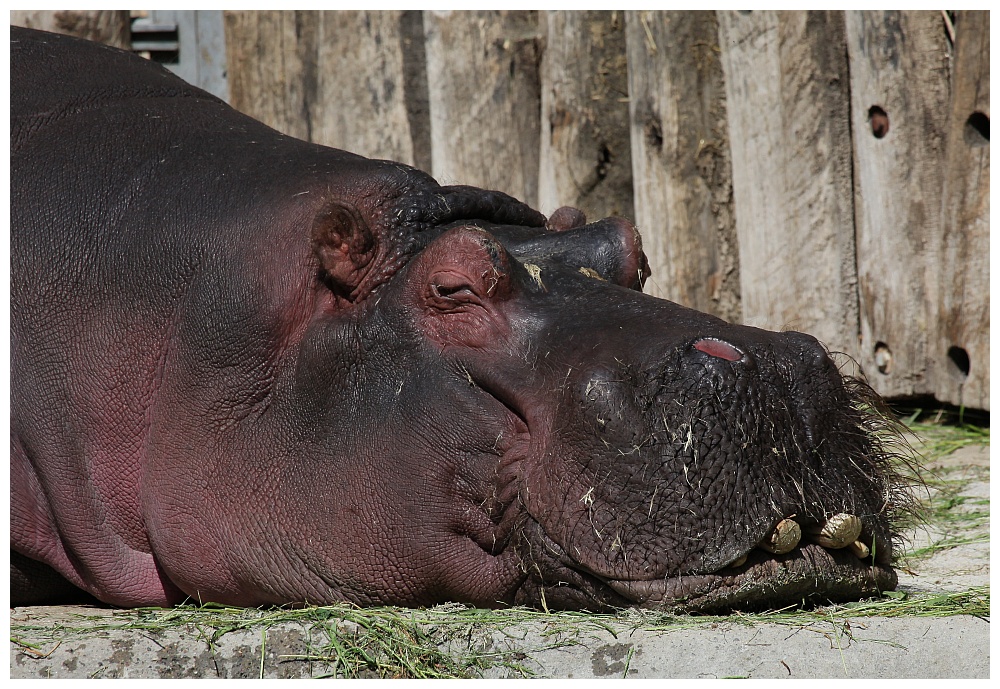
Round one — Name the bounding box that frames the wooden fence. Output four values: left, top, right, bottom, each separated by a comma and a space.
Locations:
11, 10, 990, 411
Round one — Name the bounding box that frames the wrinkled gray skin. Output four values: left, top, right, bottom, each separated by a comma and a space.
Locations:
11, 27, 911, 611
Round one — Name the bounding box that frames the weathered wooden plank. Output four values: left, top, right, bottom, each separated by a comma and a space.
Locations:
717, 11, 858, 359
223, 11, 317, 142
10, 10, 130, 48
935, 11, 989, 410
223, 11, 429, 169
398, 10, 433, 175
310, 11, 422, 166
424, 11, 542, 207
845, 11, 951, 399
626, 11, 739, 320
538, 11, 633, 223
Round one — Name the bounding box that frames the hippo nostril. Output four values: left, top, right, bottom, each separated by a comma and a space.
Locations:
693, 338, 743, 362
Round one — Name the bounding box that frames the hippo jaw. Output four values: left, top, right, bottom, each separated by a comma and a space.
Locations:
603, 544, 897, 612
513, 522, 898, 612
499, 342, 912, 612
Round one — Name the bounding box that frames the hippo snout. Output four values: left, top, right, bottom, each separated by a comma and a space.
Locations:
510, 314, 909, 611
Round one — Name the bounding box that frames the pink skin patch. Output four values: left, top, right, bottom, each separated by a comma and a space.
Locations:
694, 338, 743, 361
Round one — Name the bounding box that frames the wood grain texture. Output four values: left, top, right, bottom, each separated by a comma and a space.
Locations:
935, 11, 989, 410
10, 10, 131, 48
718, 11, 858, 358
845, 11, 950, 398
626, 11, 739, 320
424, 11, 542, 206
224, 11, 316, 142
538, 11, 633, 222
223, 11, 429, 169
310, 12, 424, 166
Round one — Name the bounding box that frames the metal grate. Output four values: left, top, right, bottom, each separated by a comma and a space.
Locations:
130, 16, 179, 65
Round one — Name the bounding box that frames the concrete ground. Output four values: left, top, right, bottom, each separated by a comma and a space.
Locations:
8, 443, 989, 679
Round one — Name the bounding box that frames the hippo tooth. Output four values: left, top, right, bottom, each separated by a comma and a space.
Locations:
759, 518, 801, 555
729, 554, 747, 568
848, 540, 871, 559
806, 513, 862, 549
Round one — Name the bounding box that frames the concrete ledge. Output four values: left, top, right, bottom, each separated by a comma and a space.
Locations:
9, 603, 989, 679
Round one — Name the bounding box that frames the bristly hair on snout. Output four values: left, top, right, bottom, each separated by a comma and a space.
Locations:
837, 372, 928, 557
623, 340, 930, 575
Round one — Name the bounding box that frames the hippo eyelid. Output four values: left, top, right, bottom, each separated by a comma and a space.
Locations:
432, 283, 476, 300
427, 281, 484, 313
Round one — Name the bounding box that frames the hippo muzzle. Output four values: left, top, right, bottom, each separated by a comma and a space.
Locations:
11, 26, 915, 612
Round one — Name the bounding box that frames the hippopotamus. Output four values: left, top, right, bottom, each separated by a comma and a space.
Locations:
10, 27, 913, 612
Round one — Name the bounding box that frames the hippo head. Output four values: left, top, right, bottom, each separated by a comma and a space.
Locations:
287, 180, 914, 612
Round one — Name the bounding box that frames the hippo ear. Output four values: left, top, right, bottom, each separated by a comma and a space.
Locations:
546, 206, 587, 232
310, 201, 377, 296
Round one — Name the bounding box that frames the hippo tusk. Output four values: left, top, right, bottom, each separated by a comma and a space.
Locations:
759, 518, 801, 554
729, 554, 747, 568
806, 513, 862, 549
848, 540, 871, 559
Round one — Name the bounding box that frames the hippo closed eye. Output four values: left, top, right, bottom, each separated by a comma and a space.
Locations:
10, 26, 917, 612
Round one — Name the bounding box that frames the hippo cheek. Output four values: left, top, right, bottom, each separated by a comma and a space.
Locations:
512, 330, 904, 611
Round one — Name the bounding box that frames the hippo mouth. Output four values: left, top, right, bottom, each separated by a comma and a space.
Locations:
498, 358, 915, 613
511, 508, 899, 613
603, 543, 897, 611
